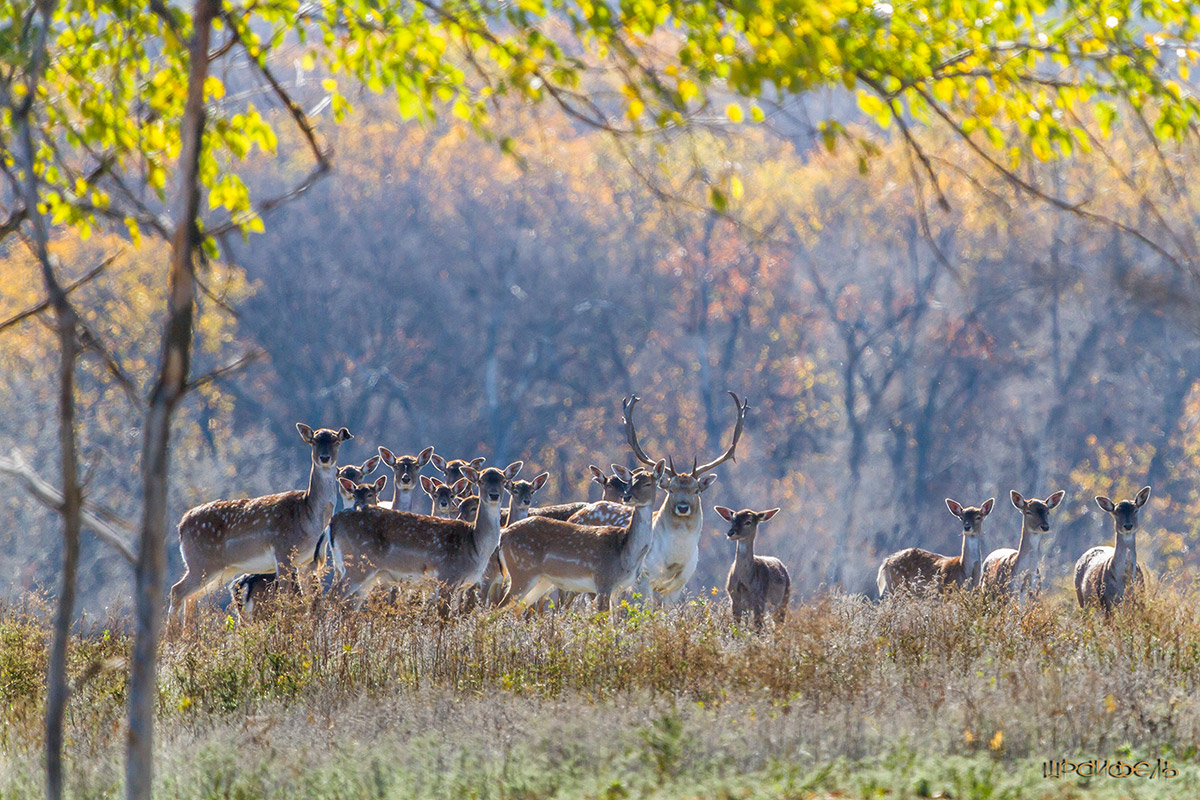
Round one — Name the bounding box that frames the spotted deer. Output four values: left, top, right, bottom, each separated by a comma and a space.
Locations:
569, 466, 633, 527
876, 497, 995, 598
431, 454, 487, 491
499, 472, 550, 527
624, 392, 748, 602
377, 445, 434, 511
498, 462, 663, 613
229, 475, 384, 620
716, 506, 790, 628
421, 475, 472, 519
982, 489, 1066, 603
1075, 486, 1151, 611
168, 424, 352, 623
335, 456, 382, 511
331, 462, 522, 605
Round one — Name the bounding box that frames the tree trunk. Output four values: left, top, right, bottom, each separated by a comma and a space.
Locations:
126, 2, 215, 798
10, 3, 81, 798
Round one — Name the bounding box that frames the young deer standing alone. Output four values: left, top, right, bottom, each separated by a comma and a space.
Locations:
1075, 486, 1151, 611
331, 462, 523, 605
982, 489, 1066, 603
498, 462, 663, 613
377, 446, 434, 511
876, 497, 995, 598
169, 423, 352, 623
716, 506, 790, 628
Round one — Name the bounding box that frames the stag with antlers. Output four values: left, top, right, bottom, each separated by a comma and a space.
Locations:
623, 391, 748, 603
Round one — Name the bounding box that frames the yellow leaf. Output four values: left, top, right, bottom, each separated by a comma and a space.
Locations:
726, 103, 744, 123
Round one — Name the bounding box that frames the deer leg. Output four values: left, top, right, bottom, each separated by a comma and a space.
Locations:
168, 568, 209, 628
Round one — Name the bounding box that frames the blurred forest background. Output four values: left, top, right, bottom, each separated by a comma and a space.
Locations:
4, 84, 1200, 609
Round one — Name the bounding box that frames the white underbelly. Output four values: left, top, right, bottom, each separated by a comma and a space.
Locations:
233, 550, 277, 574
553, 575, 599, 594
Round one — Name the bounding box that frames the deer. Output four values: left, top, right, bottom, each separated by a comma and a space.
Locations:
715, 506, 790, 628
566, 465, 634, 527
335, 455, 382, 511
1075, 486, 1151, 612
876, 497, 995, 598
499, 472, 550, 527
431, 453, 486, 491
421, 475, 471, 519
330, 462, 522, 607
497, 462, 663, 613
455, 494, 479, 521
168, 423, 352, 624
228, 475, 385, 620
981, 489, 1066, 604
377, 445, 434, 511
481, 472, 551, 605
623, 391, 748, 603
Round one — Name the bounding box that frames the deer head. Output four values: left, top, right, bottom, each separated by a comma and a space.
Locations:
378, 445, 434, 491
297, 423, 352, 468
432, 454, 487, 488
1011, 489, 1066, 533
462, 462, 523, 507
421, 475, 473, 517
506, 472, 549, 515
714, 506, 779, 542
622, 391, 748, 519
1096, 486, 1151, 534
589, 465, 629, 503
945, 497, 994, 537
338, 475, 387, 510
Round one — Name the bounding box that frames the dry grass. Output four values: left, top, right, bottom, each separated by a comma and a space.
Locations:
4, 580, 1200, 798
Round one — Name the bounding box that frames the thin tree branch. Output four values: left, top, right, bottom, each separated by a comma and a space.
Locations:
0, 252, 119, 334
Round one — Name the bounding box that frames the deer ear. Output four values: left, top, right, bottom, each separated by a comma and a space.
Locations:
338, 477, 355, 492
471, 457, 487, 469
337, 427, 353, 442
1096, 495, 1116, 513
1135, 486, 1152, 507
589, 465, 606, 483
714, 505, 735, 522
373, 476, 387, 492
378, 446, 396, 467
430, 453, 447, 471
757, 508, 780, 522
420, 475, 435, 494
981, 498, 995, 516
361, 455, 381, 474
611, 464, 633, 483
1045, 490, 1065, 509
296, 423, 315, 443
1010, 490, 1026, 510
417, 446, 434, 466
532, 472, 549, 491
452, 477, 473, 495
504, 461, 523, 480
945, 498, 964, 518
460, 466, 479, 483
698, 473, 718, 491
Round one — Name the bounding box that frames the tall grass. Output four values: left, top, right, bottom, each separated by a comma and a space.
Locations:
4, 581, 1200, 798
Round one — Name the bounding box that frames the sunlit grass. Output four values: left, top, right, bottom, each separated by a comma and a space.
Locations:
4, 581, 1200, 797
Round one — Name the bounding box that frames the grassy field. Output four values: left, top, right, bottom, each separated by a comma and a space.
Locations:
4, 582, 1200, 799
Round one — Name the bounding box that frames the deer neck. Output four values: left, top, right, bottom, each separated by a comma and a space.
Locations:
507, 499, 529, 525
1111, 526, 1138, 579
732, 536, 756, 587
470, 499, 504, 559
391, 483, 416, 512
620, 502, 656, 572
1014, 519, 1046, 572
304, 460, 338, 529
959, 532, 982, 582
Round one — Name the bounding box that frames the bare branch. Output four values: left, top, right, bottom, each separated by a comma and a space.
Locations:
185, 348, 265, 392
0, 452, 136, 564
0, 251, 120, 334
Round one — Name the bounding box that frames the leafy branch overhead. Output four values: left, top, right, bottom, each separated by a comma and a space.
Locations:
4, 0, 1198, 259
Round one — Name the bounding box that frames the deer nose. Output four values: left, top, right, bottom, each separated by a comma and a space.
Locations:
1123, 523, 1134, 531
400, 475, 412, 484
318, 455, 332, 465
488, 491, 501, 501
1040, 524, 1050, 532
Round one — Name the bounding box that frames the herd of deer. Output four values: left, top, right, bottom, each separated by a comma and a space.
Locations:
165, 389, 1152, 631
168, 393, 792, 629
878, 485, 1154, 611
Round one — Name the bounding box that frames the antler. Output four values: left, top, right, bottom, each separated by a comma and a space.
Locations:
623, 395, 660, 469
693, 392, 750, 475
